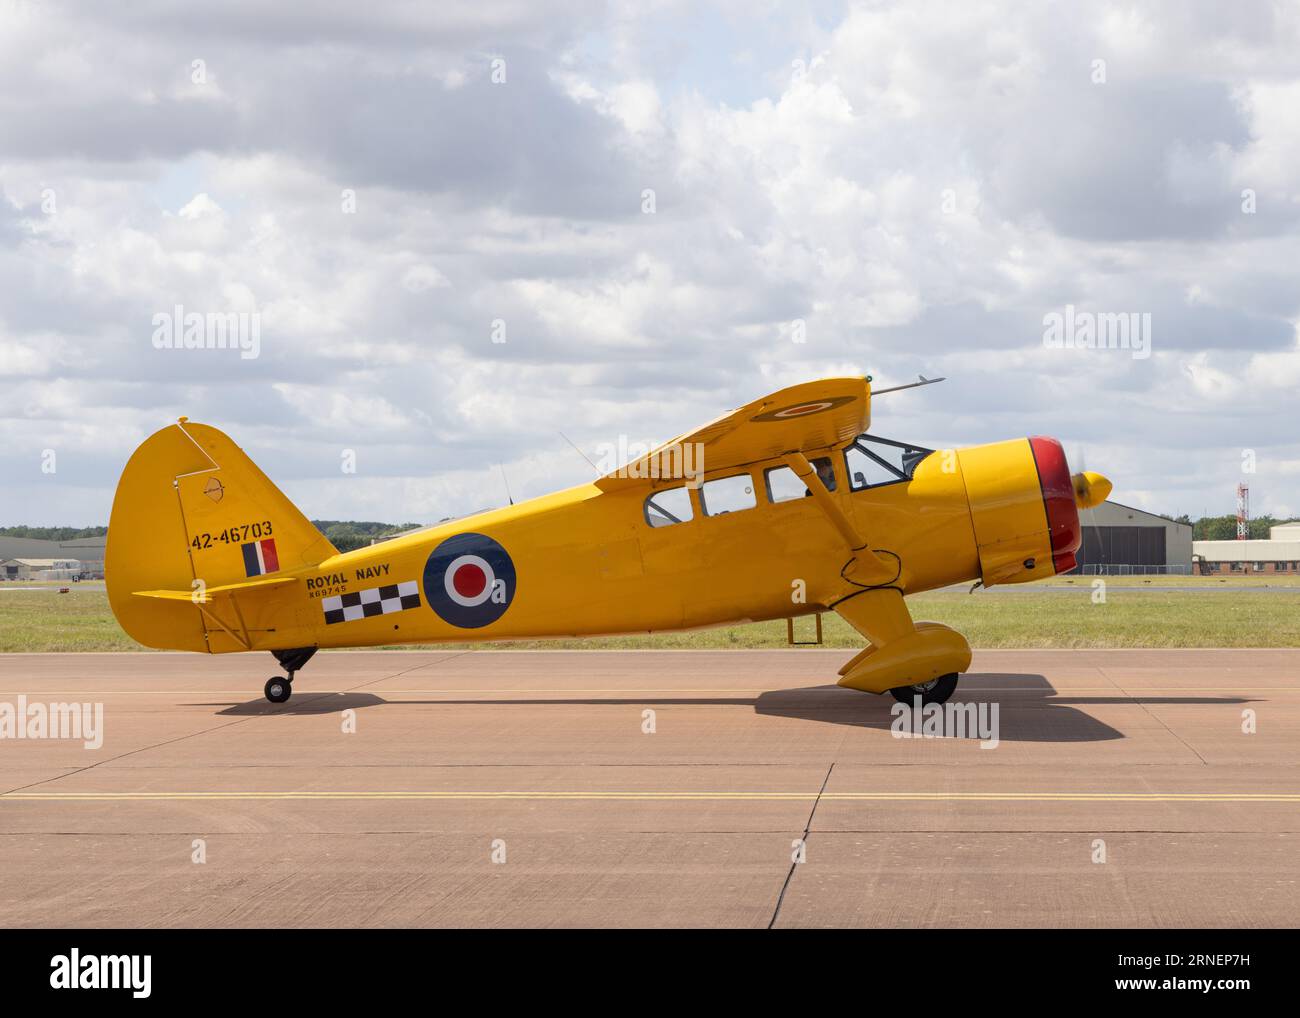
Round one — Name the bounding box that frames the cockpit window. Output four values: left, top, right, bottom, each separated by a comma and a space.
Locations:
844, 435, 933, 491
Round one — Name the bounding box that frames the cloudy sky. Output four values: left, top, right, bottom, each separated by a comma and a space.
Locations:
2, 0, 1299, 527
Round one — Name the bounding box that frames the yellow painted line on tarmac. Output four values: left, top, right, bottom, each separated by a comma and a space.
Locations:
3, 791, 1298, 803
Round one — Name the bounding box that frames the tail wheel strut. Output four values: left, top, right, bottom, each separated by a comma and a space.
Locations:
265, 647, 317, 704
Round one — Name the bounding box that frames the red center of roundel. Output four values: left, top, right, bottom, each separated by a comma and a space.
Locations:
452, 563, 487, 598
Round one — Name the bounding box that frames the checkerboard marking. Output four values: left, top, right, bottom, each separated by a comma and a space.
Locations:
322, 581, 421, 625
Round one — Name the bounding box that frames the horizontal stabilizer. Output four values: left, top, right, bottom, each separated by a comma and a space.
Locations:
133, 575, 297, 605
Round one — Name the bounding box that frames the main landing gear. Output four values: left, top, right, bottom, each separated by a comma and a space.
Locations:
264, 646, 318, 704
264, 675, 292, 703
889, 672, 959, 706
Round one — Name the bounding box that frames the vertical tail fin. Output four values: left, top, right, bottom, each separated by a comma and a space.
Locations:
106, 419, 336, 650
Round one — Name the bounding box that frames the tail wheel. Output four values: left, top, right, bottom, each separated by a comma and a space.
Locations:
889, 672, 959, 706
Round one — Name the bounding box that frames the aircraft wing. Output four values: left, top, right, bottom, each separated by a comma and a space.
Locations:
595, 376, 870, 491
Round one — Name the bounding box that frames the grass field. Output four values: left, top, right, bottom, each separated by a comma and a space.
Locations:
2, 581, 1300, 651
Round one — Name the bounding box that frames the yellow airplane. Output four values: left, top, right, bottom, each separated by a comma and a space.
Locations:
106, 377, 1110, 704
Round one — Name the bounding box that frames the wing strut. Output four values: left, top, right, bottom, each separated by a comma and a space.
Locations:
781, 451, 892, 584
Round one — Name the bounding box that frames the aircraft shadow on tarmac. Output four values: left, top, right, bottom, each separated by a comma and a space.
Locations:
207, 691, 751, 716
754, 673, 1257, 743
207, 692, 391, 716
205, 674, 1255, 744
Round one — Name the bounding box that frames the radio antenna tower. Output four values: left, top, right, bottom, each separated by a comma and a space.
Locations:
1236, 483, 1250, 540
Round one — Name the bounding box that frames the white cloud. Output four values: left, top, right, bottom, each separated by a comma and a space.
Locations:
2, 0, 1300, 526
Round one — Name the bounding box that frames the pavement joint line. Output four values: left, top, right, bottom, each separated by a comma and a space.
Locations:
5, 791, 1298, 802
1096, 664, 1212, 766
0, 649, 479, 797
0, 714, 262, 798
769, 761, 835, 929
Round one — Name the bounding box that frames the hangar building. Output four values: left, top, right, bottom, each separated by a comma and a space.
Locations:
1070, 500, 1194, 575
0, 535, 106, 579
0, 558, 82, 580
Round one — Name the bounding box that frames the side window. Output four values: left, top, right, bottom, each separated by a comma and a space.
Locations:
765, 458, 837, 503
644, 486, 694, 527
765, 466, 806, 503
809, 456, 837, 492
700, 473, 757, 516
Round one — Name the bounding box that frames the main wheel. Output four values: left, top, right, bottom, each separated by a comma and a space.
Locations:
889, 672, 959, 706
264, 676, 291, 704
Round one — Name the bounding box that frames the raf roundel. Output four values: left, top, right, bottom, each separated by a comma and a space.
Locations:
751, 394, 857, 422
423, 533, 517, 628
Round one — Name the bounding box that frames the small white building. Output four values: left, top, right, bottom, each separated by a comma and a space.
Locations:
1194, 523, 1300, 575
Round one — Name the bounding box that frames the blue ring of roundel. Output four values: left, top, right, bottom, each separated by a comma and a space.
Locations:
422, 532, 517, 629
